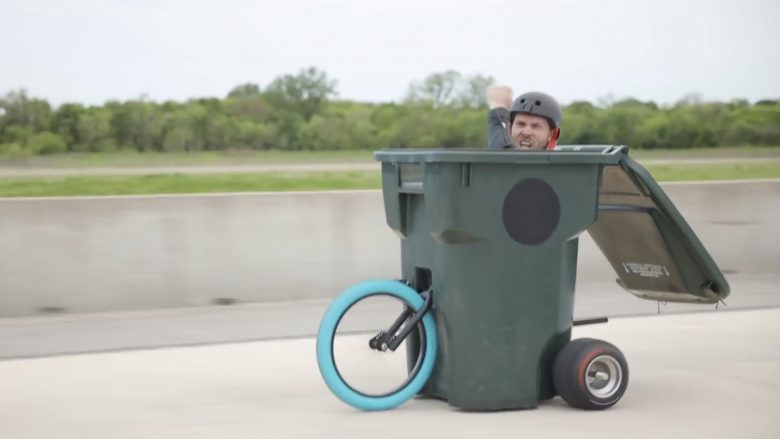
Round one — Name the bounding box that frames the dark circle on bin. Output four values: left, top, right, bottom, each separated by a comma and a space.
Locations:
502, 178, 560, 245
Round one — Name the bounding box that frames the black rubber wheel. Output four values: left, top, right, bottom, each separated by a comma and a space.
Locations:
553, 338, 629, 410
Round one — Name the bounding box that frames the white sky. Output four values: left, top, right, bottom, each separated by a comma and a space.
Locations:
1, 0, 778, 106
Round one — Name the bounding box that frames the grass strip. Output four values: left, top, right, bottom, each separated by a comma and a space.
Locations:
0, 163, 777, 197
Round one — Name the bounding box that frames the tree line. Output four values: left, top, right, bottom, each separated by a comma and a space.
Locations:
1, 67, 778, 157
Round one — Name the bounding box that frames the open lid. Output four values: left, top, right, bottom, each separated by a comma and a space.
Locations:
376, 145, 730, 304
568, 146, 731, 304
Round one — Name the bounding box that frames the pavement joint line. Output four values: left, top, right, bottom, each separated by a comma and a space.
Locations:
2, 305, 777, 362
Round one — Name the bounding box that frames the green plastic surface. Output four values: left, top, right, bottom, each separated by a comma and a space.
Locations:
374, 145, 729, 410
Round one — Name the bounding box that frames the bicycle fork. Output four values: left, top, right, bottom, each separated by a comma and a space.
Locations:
368, 288, 433, 352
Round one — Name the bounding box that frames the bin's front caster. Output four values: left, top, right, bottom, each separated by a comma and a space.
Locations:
553, 338, 628, 410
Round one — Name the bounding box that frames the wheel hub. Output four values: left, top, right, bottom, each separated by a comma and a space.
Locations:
585, 355, 623, 399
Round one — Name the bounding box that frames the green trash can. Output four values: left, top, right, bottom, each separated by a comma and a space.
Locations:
373, 145, 729, 411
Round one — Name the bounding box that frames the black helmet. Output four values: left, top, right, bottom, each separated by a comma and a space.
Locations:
510, 91, 563, 130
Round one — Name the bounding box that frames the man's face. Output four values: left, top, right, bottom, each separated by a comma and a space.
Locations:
510, 113, 553, 150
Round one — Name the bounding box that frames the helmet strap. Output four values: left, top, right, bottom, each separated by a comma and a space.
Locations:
546, 128, 560, 149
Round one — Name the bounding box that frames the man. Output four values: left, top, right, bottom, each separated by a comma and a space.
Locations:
486, 85, 563, 150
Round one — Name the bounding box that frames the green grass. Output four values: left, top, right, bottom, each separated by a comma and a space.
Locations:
0, 163, 777, 197
629, 145, 780, 159
0, 171, 382, 197
1, 146, 778, 169
644, 162, 780, 181
0, 150, 376, 168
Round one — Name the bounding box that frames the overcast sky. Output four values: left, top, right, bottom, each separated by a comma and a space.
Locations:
1, 0, 778, 106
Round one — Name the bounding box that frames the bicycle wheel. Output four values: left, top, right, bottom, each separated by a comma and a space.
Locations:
316, 279, 438, 411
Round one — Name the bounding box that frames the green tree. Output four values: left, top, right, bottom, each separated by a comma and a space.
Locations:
110, 101, 165, 151
331, 102, 377, 149
235, 120, 278, 150
225, 95, 272, 122
0, 89, 52, 133
75, 108, 116, 152
3, 66, 780, 155
1, 124, 34, 144
0, 142, 29, 159
559, 101, 604, 144
406, 71, 496, 109
601, 99, 658, 146
406, 70, 462, 107
227, 83, 262, 99
27, 131, 68, 154
50, 103, 85, 149
299, 114, 352, 150
204, 113, 238, 151
265, 67, 337, 122
161, 105, 208, 152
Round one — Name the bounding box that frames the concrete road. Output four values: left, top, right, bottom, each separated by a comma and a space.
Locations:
1, 308, 778, 439
1, 272, 777, 360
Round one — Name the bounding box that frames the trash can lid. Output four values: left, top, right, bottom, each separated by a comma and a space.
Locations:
588, 155, 730, 304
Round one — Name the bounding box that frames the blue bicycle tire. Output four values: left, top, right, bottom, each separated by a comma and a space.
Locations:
316, 279, 438, 411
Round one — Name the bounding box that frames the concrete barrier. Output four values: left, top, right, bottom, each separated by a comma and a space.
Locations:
1, 180, 778, 317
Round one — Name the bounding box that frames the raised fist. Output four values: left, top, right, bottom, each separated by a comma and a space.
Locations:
486, 85, 513, 110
